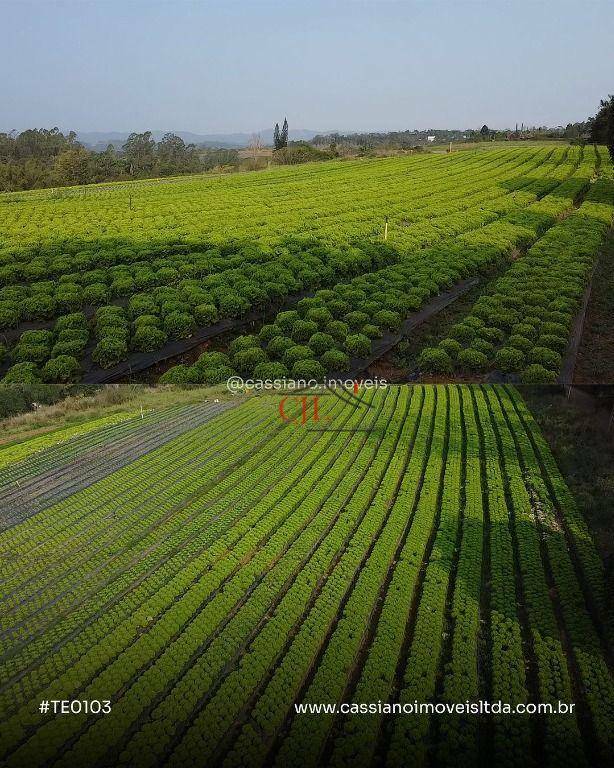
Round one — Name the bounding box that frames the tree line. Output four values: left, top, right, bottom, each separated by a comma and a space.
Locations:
589, 95, 614, 161
0, 129, 239, 192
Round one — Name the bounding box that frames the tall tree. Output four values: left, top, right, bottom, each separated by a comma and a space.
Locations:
280, 117, 289, 148
249, 133, 263, 168
589, 95, 614, 162
122, 131, 156, 175
273, 123, 281, 150
480, 124, 490, 139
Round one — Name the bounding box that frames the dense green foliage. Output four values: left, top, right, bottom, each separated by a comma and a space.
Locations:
0, 129, 209, 192
1, 144, 612, 384
0, 386, 611, 767
426, 154, 614, 379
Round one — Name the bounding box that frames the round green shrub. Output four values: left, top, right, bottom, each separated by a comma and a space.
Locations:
128, 295, 159, 319
320, 349, 350, 372
267, 335, 295, 359
457, 348, 489, 371
291, 359, 325, 380
92, 338, 128, 368
305, 307, 334, 328
546, 310, 571, 326
283, 345, 314, 368
181, 366, 206, 385
253, 362, 289, 380
194, 351, 231, 371
327, 320, 350, 342
133, 314, 160, 329
418, 347, 453, 374
23, 295, 56, 320
1, 362, 40, 384
508, 334, 533, 352
438, 338, 462, 359
0, 302, 22, 329
343, 311, 370, 330
344, 333, 371, 358
463, 316, 485, 330
131, 326, 168, 352
51, 340, 85, 358
521, 364, 557, 384
55, 313, 87, 331
477, 326, 505, 343
307, 332, 335, 356
232, 347, 268, 376
494, 347, 525, 373
20, 330, 52, 346
193, 303, 219, 325
161, 300, 190, 318
538, 333, 568, 352
163, 311, 195, 339
217, 290, 249, 317
296, 297, 323, 315
12, 344, 50, 364
361, 324, 382, 339
528, 346, 562, 371
513, 322, 538, 338
449, 323, 476, 343
259, 324, 283, 344
373, 309, 402, 331
96, 324, 129, 343
275, 310, 301, 334
158, 365, 193, 385
540, 321, 568, 339
327, 298, 350, 318
228, 335, 260, 355
83, 283, 108, 306
471, 338, 495, 356
42, 355, 80, 383
291, 319, 319, 343
57, 328, 89, 344
200, 364, 235, 385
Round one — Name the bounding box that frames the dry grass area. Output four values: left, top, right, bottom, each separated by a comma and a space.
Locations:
0, 384, 234, 447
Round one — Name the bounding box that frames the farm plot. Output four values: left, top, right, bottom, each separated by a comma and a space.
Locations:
0, 401, 233, 529
163, 146, 607, 385
0, 385, 611, 768
417, 152, 614, 382
0, 144, 604, 384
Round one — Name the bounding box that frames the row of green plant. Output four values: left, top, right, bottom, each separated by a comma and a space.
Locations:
0, 394, 310, 756
49, 395, 368, 768
0, 147, 569, 383
160, 156, 589, 386
118, 390, 392, 768
209, 389, 412, 768
420, 155, 613, 381
1, 387, 610, 767
499, 388, 613, 762
0, 400, 277, 691
0, 146, 553, 267
482, 387, 587, 766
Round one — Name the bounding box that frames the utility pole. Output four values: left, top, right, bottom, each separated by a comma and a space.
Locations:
384, 216, 388, 240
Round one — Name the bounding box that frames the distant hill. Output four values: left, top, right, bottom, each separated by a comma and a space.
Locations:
76, 129, 322, 150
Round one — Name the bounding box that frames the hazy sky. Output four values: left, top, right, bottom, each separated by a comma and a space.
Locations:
2, 0, 613, 134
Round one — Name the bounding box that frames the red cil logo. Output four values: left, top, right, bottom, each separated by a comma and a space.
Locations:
278, 396, 323, 425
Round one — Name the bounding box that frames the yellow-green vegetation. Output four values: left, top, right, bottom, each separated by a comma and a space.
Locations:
1, 144, 611, 385
0, 385, 611, 768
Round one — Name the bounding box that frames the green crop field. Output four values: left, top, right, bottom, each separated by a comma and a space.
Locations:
0, 144, 613, 386
0, 385, 611, 768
